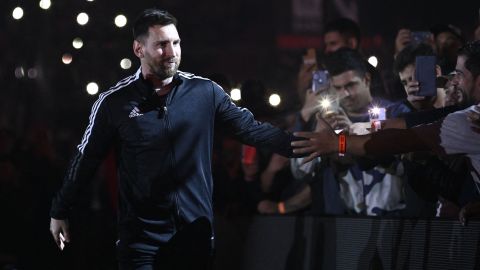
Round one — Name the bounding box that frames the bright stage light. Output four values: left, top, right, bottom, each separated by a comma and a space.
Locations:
77, 12, 89, 25
86, 82, 99, 95
368, 56, 378, 68
115, 14, 127, 28
72, 38, 83, 49
12, 7, 24, 20
39, 0, 51, 10
268, 93, 281, 107
120, 58, 132, 69
230, 88, 241, 101
62, 53, 73, 64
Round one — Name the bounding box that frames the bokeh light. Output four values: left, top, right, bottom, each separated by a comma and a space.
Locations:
120, 58, 132, 69
86, 82, 99, 95
72, 38, 83, 49
39, 0, 52, 10
77, 12, 89, 25
268, 93, 281, 107
62, 53, 73, 64
12, 7, 24, 20
230, 88, 241, 101
114, 14, 127, 28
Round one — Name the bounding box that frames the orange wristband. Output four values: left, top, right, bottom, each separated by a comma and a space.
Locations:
277, 202, 286, 214
338, 134, 346, 156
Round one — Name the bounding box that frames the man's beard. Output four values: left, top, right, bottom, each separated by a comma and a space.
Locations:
152, 58, 181, 79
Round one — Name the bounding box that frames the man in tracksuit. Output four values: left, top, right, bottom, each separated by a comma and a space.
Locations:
49, 8, 300, 270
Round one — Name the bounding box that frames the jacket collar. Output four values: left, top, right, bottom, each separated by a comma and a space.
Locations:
135, 70, 183, 97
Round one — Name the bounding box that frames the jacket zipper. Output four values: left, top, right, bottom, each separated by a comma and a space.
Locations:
163, 88, 183, 231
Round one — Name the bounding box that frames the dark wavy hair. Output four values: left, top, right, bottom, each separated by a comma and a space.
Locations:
324, 47, 367, 77
133, 9, 177, 41
393, 43, 436, 75
324, 18, 361, 46
458, 40, 480, 80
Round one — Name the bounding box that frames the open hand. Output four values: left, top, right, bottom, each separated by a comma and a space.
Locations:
292, 114, 337, 164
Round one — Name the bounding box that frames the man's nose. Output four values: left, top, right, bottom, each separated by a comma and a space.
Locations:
338, 88, 350, 99
164, 43, 175, 57
450, 75, 459, 86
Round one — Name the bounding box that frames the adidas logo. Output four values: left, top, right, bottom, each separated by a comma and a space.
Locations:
129, 106, 143, 118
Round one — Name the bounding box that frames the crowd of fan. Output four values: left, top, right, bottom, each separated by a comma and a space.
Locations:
1, 15, 480, 269
222, 19, 480, 224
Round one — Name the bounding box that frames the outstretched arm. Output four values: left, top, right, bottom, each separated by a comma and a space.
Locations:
213, 81, 300, 157
291, 116, 435, 163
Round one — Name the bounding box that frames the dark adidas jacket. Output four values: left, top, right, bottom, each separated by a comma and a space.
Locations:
50, 69, 296, 243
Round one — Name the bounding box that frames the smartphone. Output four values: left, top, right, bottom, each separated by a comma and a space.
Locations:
368, 107, 386, 132
415, 56, 437, 97
411, 31, 432, 45
312, 70, 329, 93
368, 107, 386, 121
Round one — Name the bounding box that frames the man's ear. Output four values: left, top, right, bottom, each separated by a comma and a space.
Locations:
363, 72, 372, 88
133, 40, 144, 58
435, 64, 442, 77
347, 37, 358, 50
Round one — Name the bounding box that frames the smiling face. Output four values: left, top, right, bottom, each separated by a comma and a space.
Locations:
452, 55, 480, 104
134, 24, 181, 81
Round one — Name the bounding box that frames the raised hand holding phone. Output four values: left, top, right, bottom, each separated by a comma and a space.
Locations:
414, 56, 437, 97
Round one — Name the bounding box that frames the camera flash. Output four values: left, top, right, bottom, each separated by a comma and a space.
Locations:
320, 98, 331, 109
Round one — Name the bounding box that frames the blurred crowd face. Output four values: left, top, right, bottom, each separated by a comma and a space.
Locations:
331, 70, 372, 114
452, 55, 479, 103
399, 63, 444, 109
435, 32, 463, 71
398, 64, 415, 90
324, 31, 349, 54
435, 32, 462, 57
444, 79, 465, 106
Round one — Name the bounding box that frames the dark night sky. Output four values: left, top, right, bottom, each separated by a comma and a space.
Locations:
1, 0, 479, 132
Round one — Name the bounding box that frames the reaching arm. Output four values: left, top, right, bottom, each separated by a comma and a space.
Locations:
291, 116, 438, 163
213, 82, 299, 157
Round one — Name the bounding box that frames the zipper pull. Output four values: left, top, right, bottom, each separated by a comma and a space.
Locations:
163, 106, 168, 115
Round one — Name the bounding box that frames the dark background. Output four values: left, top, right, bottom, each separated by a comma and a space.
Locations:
0, 0, 479, 269
1, 0, 479, 133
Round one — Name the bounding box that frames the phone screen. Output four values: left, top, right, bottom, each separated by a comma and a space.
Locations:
414, 56, 437, 97
411, 31, 431, 45
312, 70, 329, 93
